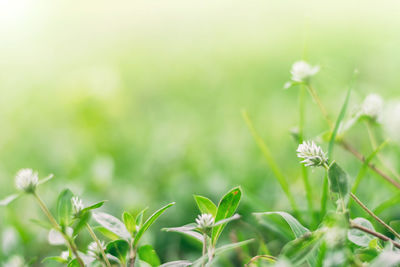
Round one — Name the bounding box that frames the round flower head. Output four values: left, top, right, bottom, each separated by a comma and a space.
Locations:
361, 93, 383, 120
15, 168, 39, 193
290, 61, 320, 82
195, 213, 214, 230
297, 141, 328, 167
88, 241, 106, 257
72, 196, 84, 214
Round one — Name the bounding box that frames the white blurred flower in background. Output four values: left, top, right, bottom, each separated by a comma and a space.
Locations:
91, 155, 114, 187
290, 61, 320, 82
1, 227, 19, 255
383, 101, 400, 143
361, 93, 384, 120
2, 255, 25, 267
15, 168, 38, 192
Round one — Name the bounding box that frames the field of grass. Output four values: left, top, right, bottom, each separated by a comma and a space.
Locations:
1, 1, 400, 266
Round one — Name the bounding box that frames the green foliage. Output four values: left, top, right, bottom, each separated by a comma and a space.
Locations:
138, 245, 161, 267
105, 239, 130, 263
57, 189, 74, 227
194, 195, 218, 217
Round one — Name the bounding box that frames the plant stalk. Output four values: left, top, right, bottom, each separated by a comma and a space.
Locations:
33, 192, 85, 267
86, 223, 111, 267
350, 221, 400, 249
350, 193, 400, 240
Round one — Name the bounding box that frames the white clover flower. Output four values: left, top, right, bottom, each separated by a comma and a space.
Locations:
87, 241, 106, 257
15, 169, 38, 193
72, 196, 84, 214
361, 93, 383, 120
195, 213, 214, 230
297, 141, 328, 167
290, 61, 320, 82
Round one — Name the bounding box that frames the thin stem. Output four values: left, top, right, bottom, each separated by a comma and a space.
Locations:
202, 233, 207, 267
245, 255, 277, 267
350, 221, 400, 249
33, 192, 85, 267
341, 141, 400, 189
306, 84, 333, 128
128, 243, 136, 267
86, 223, 111, 267
350, 193, 400, 240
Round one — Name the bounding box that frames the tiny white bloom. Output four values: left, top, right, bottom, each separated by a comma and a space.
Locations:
297, 141, 328, 167
87, 241, 106, 257
60, 251, 69, 260
15, 168, 38, 193
361, 93, 383, 120
195, 213, 214, 230
290, 61, 320, 83
72, 196, 84, 214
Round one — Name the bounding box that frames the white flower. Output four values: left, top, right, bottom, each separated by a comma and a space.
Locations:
297, 141, 328, 167
2, 255, 25, 267
195, 214, 214, 230
87, 241, 106, 257
15, 169, 38, 192
361, 93, 383, 120
72, 196, 84, 214
290, 61, 320, 82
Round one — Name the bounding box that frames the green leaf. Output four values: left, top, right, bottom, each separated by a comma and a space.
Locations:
73, 211, 91, 236
281, 231, 324, 266
211, 187, 242, 245
136, 208, 148, 228
94, 226, 120, 240
38, 173, 54, 185
0, 193, 21, 206
328, 162, 349, 203
193, 195, 217, 217
138, 245, 161, 267
106, 239, 130, 263
93, 212, 131, 239
348, 217, 375, 247
67, 259, 80, 267
254, 212, 309, 239
80, 201, 105, 214
123, 211, 136, 236
42, 256, 68, 264
133, 202, 175, 247
57, 189, 74, 227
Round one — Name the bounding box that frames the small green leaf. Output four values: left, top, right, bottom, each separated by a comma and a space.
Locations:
42, 256, 68, 264
138, 245, 161, 267
38, 173, 54, 185
123, 212, 136, 236
212, 187, 242, 245
57, 189, 74, 227
254, 212, 309, 239
328, 162, 349, 202
73, 211, 91, 236
93, 212, 130, 239
193, 195, 217, 217
94, 226, 120, 240
281, 231, 324, 266
67, 259, 80, 267
348, 217, 375, 247
133, 202, 175, 247
136, 208, 148, 228
106, 239, 130, 263
80, 201, 105, 214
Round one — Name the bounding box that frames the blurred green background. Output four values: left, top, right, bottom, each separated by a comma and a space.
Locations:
1, 0, 400, 265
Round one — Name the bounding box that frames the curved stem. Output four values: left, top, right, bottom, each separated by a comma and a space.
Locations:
350, 221, 400, 249
86, 223, 111, 267
350, 193, 400, 240
33, 192, 85, 267
245, 255, 277, 267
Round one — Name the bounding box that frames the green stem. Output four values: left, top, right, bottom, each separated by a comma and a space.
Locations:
33, 192, 85, 267
350, 221, 400, 249
86, 223, 111, 267
306, 84, 333, 129
202, 234, 207, 267
242, 110, 300, 218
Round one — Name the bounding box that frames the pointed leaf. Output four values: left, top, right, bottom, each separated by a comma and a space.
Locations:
57, 189, 74, 227
138, 245, 161, 267
81, 201, 105, 213
254, 212, 309, 238
163, 224, 203, 243
212, 187, 242, 245
38, 174, 54, 185
73, 211, 91, 236
136, 208, 148, 228
93, 212, 130, 239
193, 195, 217, 217
94, 226, 120, 240
328, 162, 349, 202
123, 212, 136, 235
133, 202, 175, 247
